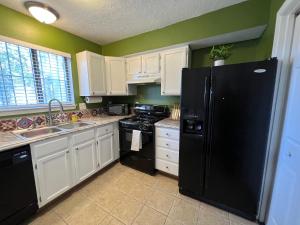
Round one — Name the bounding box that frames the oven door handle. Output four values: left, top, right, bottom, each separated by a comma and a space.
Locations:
120, 127, 153, 135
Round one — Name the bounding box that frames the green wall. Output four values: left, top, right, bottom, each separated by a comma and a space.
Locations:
0, 0, 285, 111
102, 0, 284, 107
102, 0, 284, 105
0, 4, 102, 106
102, 0, 271, 56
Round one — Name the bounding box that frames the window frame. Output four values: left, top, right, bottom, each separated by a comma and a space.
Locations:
0, 35, 76, 116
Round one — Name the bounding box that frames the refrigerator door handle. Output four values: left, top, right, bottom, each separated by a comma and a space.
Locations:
204, 77, 208, 106
205, 76, 214, 189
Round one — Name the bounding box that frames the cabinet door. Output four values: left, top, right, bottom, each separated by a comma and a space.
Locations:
36, 148, 72, 206
74, 139, 97, 183
105, 57, 127, 95
113, 127, 120, 160
161, 47, 189, 95
88, 52, 106, 95
126, 56, 142, 79
142, 53, 160, 76
98, 133, 114, 168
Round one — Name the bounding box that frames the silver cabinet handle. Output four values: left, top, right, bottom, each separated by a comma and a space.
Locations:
166, 133, 169, 136
75, 147, 79, 151
166, 143, 169, 146
166, 154, 169, 157
166, 166, 169, 169
66, 150, 70, 154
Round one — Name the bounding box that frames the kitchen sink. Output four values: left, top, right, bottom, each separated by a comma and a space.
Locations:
15, 127, 63, 139
57, 122, 92, 130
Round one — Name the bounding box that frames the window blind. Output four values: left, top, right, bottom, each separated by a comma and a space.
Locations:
0, 40, 74, 110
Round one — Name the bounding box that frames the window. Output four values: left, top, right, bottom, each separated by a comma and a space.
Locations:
0, 38, 74, 113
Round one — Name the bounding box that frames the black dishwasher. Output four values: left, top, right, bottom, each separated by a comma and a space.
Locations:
0, 145, 38, 225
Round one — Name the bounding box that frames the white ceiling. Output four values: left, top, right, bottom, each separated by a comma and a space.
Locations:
0, 0, 246, 45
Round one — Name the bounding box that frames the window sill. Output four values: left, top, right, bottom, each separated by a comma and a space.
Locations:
0, 105, 77, 117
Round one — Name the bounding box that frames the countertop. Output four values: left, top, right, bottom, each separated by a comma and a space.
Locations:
0, 115, 131, 153
155, 118, 180, 129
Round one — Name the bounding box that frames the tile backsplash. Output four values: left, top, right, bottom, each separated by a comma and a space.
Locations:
0, 109, 95, 132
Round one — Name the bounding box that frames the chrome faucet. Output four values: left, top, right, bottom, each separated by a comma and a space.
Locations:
48, 99, 64, 126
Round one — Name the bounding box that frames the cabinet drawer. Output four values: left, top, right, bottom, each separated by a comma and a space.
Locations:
32, 136, 69, 159
73, 129, 95, 145
156, 137, 179, 151
156, 159, 178, 176
156, 127, 179, 140
97, 124, 113, 136
156, 147, 179, 163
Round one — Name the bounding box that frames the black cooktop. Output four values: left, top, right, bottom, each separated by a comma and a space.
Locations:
119, 104, 169, 131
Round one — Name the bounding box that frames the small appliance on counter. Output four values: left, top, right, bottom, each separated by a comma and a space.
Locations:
107, 104, 129, 116
119, 104, 169, 175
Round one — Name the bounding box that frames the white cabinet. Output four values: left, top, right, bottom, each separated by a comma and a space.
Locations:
76, 51, 106, 96
96, 124, 114, 169
160, 46, 189, 95
72, 129, 97, 183
105, 57, 127, 95
142, 53, 160, 76
98, 133, 114, 168
113, 122, 120, 160
155, 127, 179, 176
126, 56, 142, 80
31, 136, 72, 207
126, 53, 160, 80
31, 122, 119, 208
105, 57, 136, 96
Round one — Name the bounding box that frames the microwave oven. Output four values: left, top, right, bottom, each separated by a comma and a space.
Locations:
107, 104, 129, 116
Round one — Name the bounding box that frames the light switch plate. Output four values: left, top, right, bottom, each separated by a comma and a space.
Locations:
79, 103, 87, 110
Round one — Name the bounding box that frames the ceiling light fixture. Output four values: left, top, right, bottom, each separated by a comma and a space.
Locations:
24, 1, 59, 24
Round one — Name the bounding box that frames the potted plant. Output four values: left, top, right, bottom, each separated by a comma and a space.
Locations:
209, 44, 233, 66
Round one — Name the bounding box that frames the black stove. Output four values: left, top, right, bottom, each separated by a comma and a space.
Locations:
119, 104, 169, 175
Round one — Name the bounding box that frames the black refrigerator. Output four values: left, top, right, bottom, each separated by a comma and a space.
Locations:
179, 58, 277, 221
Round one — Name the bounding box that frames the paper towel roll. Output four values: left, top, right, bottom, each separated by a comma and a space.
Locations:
84, 96, 102, 104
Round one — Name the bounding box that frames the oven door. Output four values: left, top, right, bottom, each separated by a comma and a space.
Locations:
119, 127, 155, 174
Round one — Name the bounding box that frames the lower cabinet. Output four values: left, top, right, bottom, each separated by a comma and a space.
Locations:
155, 127, 180, 176
72, 129, 97, 184
31, 122, 120, 208
97, 133, 114, 168
113, 122, 120, 160
31, 136, 72, 207
73, 139, 97, 183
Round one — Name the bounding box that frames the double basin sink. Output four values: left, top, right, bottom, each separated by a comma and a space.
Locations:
13, 122, 93, 139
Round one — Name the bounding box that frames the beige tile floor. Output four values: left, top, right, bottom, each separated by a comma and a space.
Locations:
25, 162, 258, 225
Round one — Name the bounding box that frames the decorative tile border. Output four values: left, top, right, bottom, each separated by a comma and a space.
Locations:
0, 119, 17, 132
0, 109, 94, 132
32, 115, 46, 128
16, 116, 34, 130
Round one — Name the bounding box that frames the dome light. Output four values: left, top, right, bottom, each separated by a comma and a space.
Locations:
24, 1, 59, 24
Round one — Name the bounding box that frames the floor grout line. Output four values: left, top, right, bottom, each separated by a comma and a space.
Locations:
28, 163, 257, 225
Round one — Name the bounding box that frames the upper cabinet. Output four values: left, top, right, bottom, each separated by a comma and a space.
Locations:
142, 53, 160, 76
105, 57, 127, 95
76, 51, 106, 96
160, 46, 189, 96
105, 57, 136, 96
126, 53, 160, 79
126, 56, 142, 80
77, 45, 189, 97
